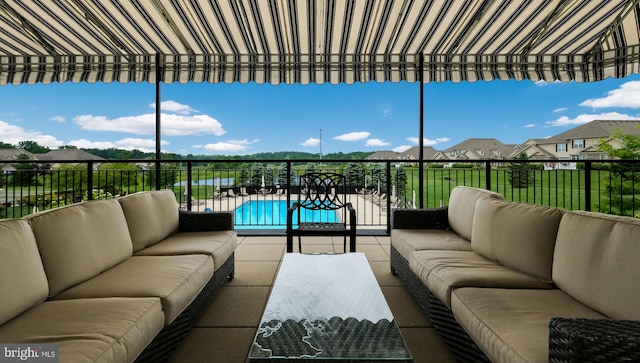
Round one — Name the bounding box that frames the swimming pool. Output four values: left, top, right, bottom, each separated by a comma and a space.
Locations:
234, 200, 338, 229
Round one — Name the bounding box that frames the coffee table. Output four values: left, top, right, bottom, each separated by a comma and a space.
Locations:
248, 253, 412, 362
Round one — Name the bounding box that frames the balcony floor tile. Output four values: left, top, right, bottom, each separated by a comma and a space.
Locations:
169, 236, 457, 363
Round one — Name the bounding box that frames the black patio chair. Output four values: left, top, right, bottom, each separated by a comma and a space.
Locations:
286, 172, 356, 253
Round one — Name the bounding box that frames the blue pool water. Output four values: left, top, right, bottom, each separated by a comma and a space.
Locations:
234, 200, 338, 229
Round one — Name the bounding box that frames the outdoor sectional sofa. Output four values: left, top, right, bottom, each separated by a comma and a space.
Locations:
391, 186, 640, 363
0, 189, 237, 363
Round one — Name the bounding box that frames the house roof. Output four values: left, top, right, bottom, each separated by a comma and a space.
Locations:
543, 120, 640, 143
38, 150, 104, 161
0, 149, 34, 160
366, 151, 401, 160
401, 146, 438, 160
1, 1, 639, 85
443, 138, 514, 158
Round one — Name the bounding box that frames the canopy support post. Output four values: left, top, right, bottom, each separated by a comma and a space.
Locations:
155, 53, 162, 190
418, 53, 425, 208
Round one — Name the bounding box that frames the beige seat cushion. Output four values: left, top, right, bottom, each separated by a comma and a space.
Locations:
451, 287, 608, 363
472, 199, 563, 282
0, 219, 49, 325
447, 186, 505, 240
0, 297, 164, 363
53, 255, 214, 324
391, 229, 472, 260
25, 199, 133, 296
553, 211, 640, 320
118, 190, 180, 252
409, 250, 553, 308
135, 230, 237, 271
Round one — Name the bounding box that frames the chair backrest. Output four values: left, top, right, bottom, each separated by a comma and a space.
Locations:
297, 172, 347, 211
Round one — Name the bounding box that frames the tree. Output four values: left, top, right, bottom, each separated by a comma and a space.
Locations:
508, 152, 536, 188
344, 162, 365, 188
58, 145, 78, 150
0, 141, 15, 149
146, 163, 179, 189
17, 141, 50, 154
48, 164, 87, 203
11, 153, 38, 186
95, 163, 140, 195
598, 127, 640, 216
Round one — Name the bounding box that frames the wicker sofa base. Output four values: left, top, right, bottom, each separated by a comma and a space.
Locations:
390, 246, 490, 362
135, 253, 235, 363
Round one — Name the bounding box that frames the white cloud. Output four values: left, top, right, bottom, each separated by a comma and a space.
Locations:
333, 131, 370, 142
192, 144, 203, 149
524, 123, 536, 128
50, 116, 66, 123
553, 107, 568, 113
150, 100, 196, 115
393, 145, 412, 153
535, 80, 563, 86
406, 137, 450, 146
203, 139, 257, 153
580, 81, 640, 108
301, 138, 320, 147
73, 112, 225, 136
0, 120, 63, 148
365, 138, 390, 147
546, 112, 638, 127
68, 138, 168, 152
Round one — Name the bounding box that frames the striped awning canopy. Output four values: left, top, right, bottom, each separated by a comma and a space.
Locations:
1, 0, 640, 85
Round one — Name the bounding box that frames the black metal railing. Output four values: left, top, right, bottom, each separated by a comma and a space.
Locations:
1, 159, 638, 232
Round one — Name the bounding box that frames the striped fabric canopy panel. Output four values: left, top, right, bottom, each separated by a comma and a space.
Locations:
1, 0, 639, 85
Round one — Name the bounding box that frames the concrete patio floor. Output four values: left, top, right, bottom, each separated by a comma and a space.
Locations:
168, 235, 457, 363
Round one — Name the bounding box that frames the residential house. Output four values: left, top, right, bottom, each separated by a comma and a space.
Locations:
36, 149, 105, 170
0, 149, 37, 172
434, 138, 516, 167
511, 120, 640, 169
365, 147, 438, 164
401, 146, 439, 160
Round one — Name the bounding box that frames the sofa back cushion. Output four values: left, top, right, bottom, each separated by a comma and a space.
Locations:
118, 190, 179, 252
448, 186, 505, 241
553, 211, 640, 320
0, 220, 49, 325
27, 199, 133, 296
472, 199, 563, 282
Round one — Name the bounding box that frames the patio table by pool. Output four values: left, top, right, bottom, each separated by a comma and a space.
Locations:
248, 253, 412, 362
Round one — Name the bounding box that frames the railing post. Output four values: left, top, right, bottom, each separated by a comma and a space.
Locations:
386, 161, 392, 233
87, 161, 94, 200
186, 162, 193, 211
286, 161, 292, 208
485, 161, 491, 191
584, 161, 592, 211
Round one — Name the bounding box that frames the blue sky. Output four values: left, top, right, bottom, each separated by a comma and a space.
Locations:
1, 74, 640, 155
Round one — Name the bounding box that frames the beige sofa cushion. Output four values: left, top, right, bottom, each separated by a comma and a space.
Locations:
553, 211, 640, 320
451, 287, 607, 363
472, 199, 563, 282
26, 199, 133, 296
53, 254, 214, 324
409, 250, 552, 308
447, 186, 504, 241
135, 230, 237, 271
0, 220, 49, 325
391, 229, 472, 260
0, 297, 164, 363
119, 190, 180, 252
